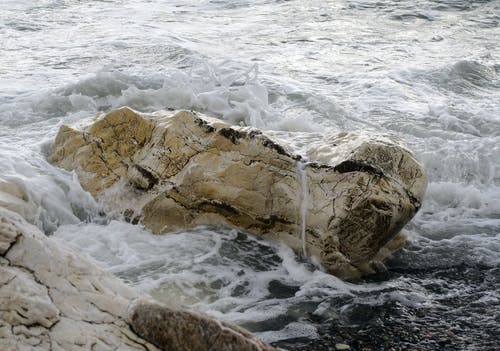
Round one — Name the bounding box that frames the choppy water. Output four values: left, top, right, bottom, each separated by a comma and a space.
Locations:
1, 1, 499, 350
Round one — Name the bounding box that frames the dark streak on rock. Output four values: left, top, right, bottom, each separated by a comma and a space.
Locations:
217, 125, 297, 160
133, 165, 159, 190
248, 129, 262, 138
261, 138, 288, 156
0, 229, 22, 258
218, 128, 245, 144
307, 228, 321, 239
199, 199, 240, 215
93, 138, 105, 154
256, 215, 293, 226
194, 117, 215, 133
408, 194, 421, 211
123, 208, 142, 225
333, 159, 384, 176
309, 162, 332, 170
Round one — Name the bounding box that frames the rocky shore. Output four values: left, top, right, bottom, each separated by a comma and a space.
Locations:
1, 107, 426, 349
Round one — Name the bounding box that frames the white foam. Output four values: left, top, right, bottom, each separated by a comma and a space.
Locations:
0, 64, 320, 133
256, 322, 319, 344
0, 150, 98, 234
414, 182, 500, 239
54, 222, 355, 340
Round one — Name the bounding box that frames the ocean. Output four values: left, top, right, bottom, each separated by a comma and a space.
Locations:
1, 0, 499, 349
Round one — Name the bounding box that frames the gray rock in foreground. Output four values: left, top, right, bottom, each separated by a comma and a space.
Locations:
128, 299, 280, 351
50, 107, 426, 278
0, 206, 279, 350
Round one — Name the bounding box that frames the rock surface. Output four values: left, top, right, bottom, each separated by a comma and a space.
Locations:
0, 206, 156, 351
0, 206, 278, 350
128, 299, 280, 351
50, 107, 426, 278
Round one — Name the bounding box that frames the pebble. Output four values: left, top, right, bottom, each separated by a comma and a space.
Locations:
335, 343, 351, 350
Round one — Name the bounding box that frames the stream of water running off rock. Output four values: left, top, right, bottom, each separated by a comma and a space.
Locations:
297, 160, 309, 258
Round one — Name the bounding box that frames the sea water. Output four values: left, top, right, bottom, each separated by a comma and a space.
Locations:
1, 1, 499, 349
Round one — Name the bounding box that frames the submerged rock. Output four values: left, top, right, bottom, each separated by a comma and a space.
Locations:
50, 107, 426, 278
0, 206, 279, 350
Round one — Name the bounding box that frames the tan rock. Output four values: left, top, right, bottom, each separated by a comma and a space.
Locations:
50, 107, 427, 278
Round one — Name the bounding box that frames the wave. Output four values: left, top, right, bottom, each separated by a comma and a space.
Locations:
405, 60, 500, 96
0, 61, 328, 134
53, 222, 355, 342
0, 149, 99, 234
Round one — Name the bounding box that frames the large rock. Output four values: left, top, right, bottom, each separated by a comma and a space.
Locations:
0, 206, 279, 350
50, 107, 426, 278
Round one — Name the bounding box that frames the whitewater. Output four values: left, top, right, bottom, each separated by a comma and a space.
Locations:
1, 0, 499, 350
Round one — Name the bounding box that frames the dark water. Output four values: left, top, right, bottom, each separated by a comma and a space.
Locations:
275, 251, 500, 350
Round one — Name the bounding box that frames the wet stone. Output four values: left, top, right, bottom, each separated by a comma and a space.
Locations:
50, 107, 427, 279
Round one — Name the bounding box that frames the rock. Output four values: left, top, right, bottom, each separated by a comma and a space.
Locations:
50, 107, 426, 278
0, 206, 155, 350
335, 343, 351, 350
0, 179, 38, 228
128, 298, 279, 351
0, 207, 278, 350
